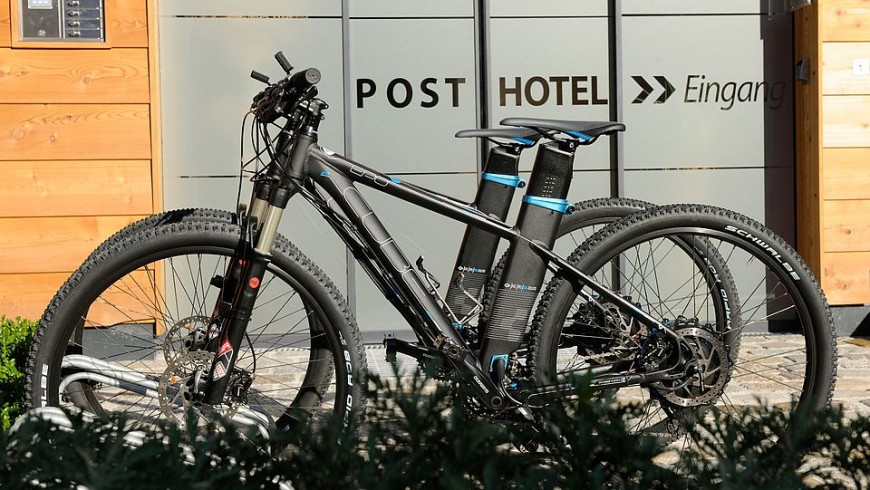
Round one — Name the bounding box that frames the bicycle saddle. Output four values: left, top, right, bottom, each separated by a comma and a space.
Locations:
454, 127, 547, 146
500, 117, 625, 140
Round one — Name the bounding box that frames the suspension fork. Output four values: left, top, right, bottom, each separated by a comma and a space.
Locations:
201, 185, 296, 404
200, 137, 309, 405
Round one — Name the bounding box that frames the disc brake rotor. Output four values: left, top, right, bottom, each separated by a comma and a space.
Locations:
157, 350, 215, 422
656, 326, 729, 407
162, 315, 210, 364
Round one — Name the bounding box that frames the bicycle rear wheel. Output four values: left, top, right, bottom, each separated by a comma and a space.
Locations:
531, 205, 836, 445
25, 220, 366, 432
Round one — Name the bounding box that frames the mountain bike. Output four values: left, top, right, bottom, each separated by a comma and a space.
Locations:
25, 54, 836, 453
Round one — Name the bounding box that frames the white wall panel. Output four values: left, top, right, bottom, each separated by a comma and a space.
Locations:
160, 18, 344, 177
348, 18, 478, 173
491, 1, 607, 17
489, 17, 613, 172
625, 168, 767, 222
623, 0, 766, 15
349, 0, 472, 18
160, 1, 340, 16
622, 14, 793, 170
157, 5, 798, 334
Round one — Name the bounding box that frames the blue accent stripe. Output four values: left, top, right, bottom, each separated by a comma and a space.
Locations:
320, 170, 330, 176
523, 195, 570, 213
389, 176, 401, 184
489, 354, 509, 373
482, 173, 523, 188
566, 130, 592, 142
511, 137, 535, 146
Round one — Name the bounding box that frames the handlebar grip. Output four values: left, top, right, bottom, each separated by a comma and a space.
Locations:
250, 70, 270, 84
274, 51, 293, 74
288, 68, 321, 91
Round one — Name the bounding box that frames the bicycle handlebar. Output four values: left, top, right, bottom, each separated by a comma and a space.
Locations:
250, 53, 321, 124
287, 68, 321, 92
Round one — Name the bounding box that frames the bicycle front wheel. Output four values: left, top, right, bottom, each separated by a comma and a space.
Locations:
26, 220, 367, 432
531, 205, 836, 443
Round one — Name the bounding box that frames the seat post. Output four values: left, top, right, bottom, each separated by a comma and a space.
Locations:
478, 140, 577, 378
445, 144, 524, 330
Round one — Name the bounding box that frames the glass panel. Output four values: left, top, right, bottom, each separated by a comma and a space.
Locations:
489, 17, 613, 172
348, 18, 478, 173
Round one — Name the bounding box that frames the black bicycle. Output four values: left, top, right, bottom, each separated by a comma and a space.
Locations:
25, 54, 836, 454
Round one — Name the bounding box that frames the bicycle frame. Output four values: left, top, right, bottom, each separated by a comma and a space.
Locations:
291, 146, 682, 408
205, 101, 686, 411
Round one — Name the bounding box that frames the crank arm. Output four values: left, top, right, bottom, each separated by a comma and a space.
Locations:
383, 336, 445, 363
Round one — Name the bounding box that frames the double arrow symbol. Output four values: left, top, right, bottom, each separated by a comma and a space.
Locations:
632, 76, 675, 104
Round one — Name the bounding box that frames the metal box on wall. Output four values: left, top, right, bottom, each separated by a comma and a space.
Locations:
18, 0, 105, 41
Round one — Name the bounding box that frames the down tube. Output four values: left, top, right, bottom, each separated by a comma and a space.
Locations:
305, 155, 466, 348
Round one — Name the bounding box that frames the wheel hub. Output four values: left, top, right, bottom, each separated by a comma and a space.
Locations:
157, 350, 215, 422
653, 322, 729, 408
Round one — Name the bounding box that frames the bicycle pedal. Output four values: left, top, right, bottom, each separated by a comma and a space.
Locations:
383, 333, 398, 363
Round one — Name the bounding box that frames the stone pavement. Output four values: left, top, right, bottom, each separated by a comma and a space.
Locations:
832, 337, 870, 418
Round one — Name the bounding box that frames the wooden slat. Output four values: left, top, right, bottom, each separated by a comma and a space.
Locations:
147, 0, 162, 212
0, 273, 67, 320
823, 0, 870, 42
83, 269, 159, 328
823, 148, 870, 200
823, 95, 870, 147
823, 200, 870, 252
109, 0, 149, 48
823, 252, 870, 305
0, 104, 150, 160
0, 0, 10, 47
796, 2, 823, 276
0, 48, 149, 104
0, 216, 144, 274
0, 271, 159, 329
0, 160, 152, 217
822, 42, 870, 95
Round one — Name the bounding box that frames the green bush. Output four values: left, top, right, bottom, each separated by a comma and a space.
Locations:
0, 368, 867, 489
0, 317, 37, 431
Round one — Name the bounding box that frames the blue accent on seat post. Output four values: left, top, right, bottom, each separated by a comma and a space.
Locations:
566, 130, 592, 142
489, 354, 509, 373
481, 173, 524, 188
523, 195, 570, 213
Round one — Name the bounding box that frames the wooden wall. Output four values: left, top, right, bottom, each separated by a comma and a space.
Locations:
798, 0, 870, 305
0, 0, 161, 319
